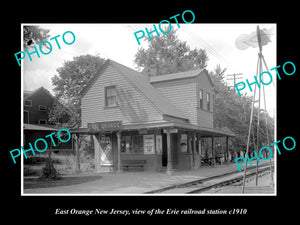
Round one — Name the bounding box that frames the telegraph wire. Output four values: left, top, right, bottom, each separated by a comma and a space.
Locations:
187, 30, 240, 73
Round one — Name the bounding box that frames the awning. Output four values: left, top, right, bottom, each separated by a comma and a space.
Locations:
23, 123, 57, 131
71, 121, 235, 137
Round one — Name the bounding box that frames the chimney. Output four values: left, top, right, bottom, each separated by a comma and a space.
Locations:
149, 64, 158, 77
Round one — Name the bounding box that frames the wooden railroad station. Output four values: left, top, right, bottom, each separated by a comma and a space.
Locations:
71, 59, 235, 174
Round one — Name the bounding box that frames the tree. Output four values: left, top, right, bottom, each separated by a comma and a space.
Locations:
50, 54, 105, 129
134, 28, 274, 159
209, 64, 274, 158
49, 54, 105, 172
134, 29, 208, 75
23, 26, 50, 49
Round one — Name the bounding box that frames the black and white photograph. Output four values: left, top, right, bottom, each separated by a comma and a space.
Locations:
4, 4, 298, 221
21, 23, 277, 195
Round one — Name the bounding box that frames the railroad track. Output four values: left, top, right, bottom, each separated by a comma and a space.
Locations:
187, 166, 274, 194
144, 162, 274, 194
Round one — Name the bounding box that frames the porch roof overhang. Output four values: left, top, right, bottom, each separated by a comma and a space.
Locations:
23, 123, 58, 131
71, 121, 235, 138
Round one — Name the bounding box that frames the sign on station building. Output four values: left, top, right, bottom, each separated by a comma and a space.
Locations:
76, 59, 235, 173
88, 121, 122, 132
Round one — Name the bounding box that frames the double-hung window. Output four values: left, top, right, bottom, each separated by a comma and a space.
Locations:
206, 92, 210, 111
24, 100, 32, 107
199, 89, 203, 109
39, 105, 47, 111
105, 85, 117, 107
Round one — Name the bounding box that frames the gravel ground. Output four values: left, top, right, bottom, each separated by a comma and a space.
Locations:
23, 163, 274, 195
202, 170, 275, 194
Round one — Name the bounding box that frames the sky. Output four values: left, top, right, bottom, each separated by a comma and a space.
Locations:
22, 23, 276, 117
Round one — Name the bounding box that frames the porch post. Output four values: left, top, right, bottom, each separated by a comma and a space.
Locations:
116, 131, 122, 172
166, 131, 173, 175
226, 137, 229, 163
212, 135, 216, 166
73, 133, 80, 173
93, 134, 101, 172
192, 133, 196, 169
198, 133, 202, 167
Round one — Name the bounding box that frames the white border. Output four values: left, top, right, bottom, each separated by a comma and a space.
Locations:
21, 23, 24, 196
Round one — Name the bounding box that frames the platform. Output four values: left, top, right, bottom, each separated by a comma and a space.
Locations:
23, 162, 274, 195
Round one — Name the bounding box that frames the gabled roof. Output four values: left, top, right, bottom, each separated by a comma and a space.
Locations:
24, 86, 58, 103
81, 59, 188, 121
108, 60, 189, 121
24, 90, 33, 98
23, 86, 71, 114
149, 68, 214, 86
72, 121, 235, 137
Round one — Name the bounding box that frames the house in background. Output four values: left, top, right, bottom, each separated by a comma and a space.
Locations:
23, 87, 72, 154
72, 59, 235, 174
24, 86, 67, 125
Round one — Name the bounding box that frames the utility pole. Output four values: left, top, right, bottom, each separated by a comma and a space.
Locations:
226, 73, 243, 93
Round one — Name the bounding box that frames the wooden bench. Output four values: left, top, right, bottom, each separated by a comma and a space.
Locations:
201, 157, 223, 165
109, 160, 147, 171
122, 160, 146, 171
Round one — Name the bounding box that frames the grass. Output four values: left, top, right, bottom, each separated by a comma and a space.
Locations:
24, 175, 102, 189
23, 153, 99, 189
24, 154, 95, 176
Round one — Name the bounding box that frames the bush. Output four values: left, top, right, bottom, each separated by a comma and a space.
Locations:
24, 151, 95, 176
24, 166, 39, 176
42, 158, 60, 180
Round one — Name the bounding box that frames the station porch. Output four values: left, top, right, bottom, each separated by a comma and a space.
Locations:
71, 121, 235, 174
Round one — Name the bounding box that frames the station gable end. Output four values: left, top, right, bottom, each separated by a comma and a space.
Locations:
81, 64, 165, 127
150, 69, 214, 128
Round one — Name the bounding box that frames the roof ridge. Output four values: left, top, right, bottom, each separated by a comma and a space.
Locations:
23, 86, 62, 106
149, 68, 214, 87
160, 68, 205, 76
24, 86, 44, 100
109, 60, 166, 116
109, 59, 146, 76
109, 60, 188, 120
80, 59, 111, 98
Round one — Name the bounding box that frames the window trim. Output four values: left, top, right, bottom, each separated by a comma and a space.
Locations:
39, 119, 47, 125
121, 138, 144, 154
132, 135, 144, 153
199, 89, 203, 109
206, 92, 210, 111
24, 100, 32, 107
23, 110, 29, 124
121, 135, 132, 153
104, 85, 118, 108
39, 105, 47, 111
